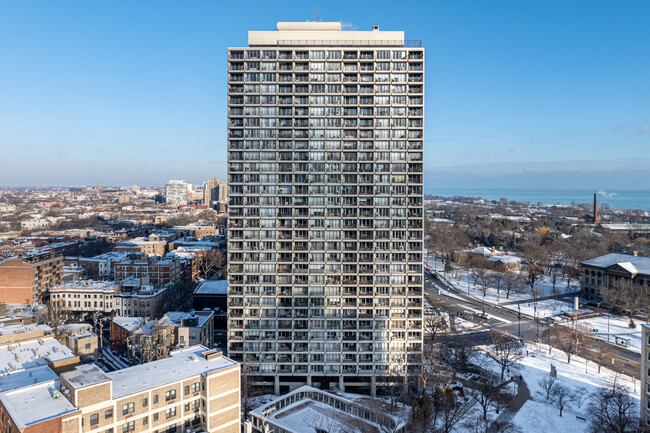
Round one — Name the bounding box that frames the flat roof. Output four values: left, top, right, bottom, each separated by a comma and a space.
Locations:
0, 337, 75, 374
61, 364, 111, 388
194, 280, 227, 295
0, 365, 58, 393
0, 380, 77, 428
108, 345, 237, 399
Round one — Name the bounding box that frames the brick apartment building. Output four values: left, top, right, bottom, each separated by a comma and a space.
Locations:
114, 258, 181, 285
0, 254, 63, 304
0, 346, 240, 433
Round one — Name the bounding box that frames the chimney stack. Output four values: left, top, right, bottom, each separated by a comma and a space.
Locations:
593, 193, 601, 223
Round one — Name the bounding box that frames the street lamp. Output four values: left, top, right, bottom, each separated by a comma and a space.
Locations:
518, 305, 521, 339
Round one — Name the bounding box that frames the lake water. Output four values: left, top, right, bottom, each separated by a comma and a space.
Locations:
424, 188, 650, 211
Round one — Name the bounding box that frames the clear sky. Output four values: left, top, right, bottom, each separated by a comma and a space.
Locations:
1, 0, 649, 190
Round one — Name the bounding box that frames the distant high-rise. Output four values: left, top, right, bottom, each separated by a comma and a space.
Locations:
227, 21, 424, 395
165, 179, 191, 206
204, 177, 220, 206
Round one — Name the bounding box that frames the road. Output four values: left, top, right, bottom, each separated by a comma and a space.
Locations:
426, 271, 641, 378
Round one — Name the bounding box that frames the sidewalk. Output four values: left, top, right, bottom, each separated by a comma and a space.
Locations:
488, 376, 531, 432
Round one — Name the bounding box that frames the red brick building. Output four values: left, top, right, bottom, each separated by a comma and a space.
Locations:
0, 254, 63, 304
113, 258, 181, 285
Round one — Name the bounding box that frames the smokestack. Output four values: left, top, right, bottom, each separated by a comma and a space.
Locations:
593, 193, 601, 223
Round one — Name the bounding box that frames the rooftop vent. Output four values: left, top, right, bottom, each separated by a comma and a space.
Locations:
372, 25, 379, 31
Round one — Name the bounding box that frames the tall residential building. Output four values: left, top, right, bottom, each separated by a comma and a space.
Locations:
227, 22, 424, 395
204, 177, 220, 206
165, 179, 191, 206
218, 182, 228, 203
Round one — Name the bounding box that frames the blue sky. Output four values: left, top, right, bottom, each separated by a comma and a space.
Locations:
0, 0, 649, 189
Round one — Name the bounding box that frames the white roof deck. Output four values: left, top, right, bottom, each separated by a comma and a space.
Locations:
107, 345, 237, 399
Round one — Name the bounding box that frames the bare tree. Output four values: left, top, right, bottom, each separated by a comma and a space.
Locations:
551, 383, 574, 417
594, 338, 613, 374
42, 298, 70, 341
240, 360, 264, 421
504, 272, 525, 299
524, 264, 544, 298
486, 330, 524, 380
601, 279, 650, 323
537, 375, 557, 400
490, 271, 506, 301
423, 313, 447, 342
440, 338, 476, 382
551, 326, 581, 364
462, 416, 521, 433
573, 386, 589, 409
587, 381, 641, 433
200, 249, 226, 278
474, 372, 501, 421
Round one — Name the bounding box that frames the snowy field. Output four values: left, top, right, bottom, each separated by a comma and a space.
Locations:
575, 315, 642, 353
471, 342, 640, 433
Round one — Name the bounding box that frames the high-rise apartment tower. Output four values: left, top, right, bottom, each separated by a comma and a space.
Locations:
227, 22, 424, 395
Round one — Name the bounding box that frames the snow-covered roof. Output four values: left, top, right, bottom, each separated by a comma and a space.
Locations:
61, 364, 111, 388
0, 337, 75, 375
0, 323, 51, 338
0, 380, 77, 428
50, 280, 118, 293
163, 311, 213, 329
488, 255, 521, 264
107, 345, 237, 399
112, 316, 145, 333
194, 280, 227, 295
582, 253, 650, 275
0, 365, 58, 393
470, 246, 496, 256
251, 385, 407, 433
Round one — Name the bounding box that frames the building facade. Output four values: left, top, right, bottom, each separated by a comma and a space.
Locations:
114, 258, 181, 285
0, 346, 240, 433
580, 252, 650, 299
227, 21, 424, 394
0, 254, 64, 304
49, 280, 119, 315
165, 180, 191, 206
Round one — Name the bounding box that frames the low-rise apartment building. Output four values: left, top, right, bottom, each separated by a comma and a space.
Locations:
49, 280, 119, 315
0, 346, 240, 433
62, 346, 239, 433
114, 258, 181, 285
114, 284, 168, 319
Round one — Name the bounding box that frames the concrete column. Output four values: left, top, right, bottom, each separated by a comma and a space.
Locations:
274, 376, 280, 395
371, 376, 377, 397
306, 376, 312, 387
339, 375, 345, 392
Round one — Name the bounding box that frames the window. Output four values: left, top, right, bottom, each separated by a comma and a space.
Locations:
105, 409, 113, 419
165, 389, 176, 401
165, 407, 177, 419
191, 382, 200, 393
184, 385, 190, 395
153, 394, 158, 404
122, 402, 134, 415
122, 421, 135, 433
153, 413, 159, 422
143, 398, 148, 407
143, 416, 148, 426
90, 414, 99, 426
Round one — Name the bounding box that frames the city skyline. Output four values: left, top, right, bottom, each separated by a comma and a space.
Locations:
1, 0, 649, 188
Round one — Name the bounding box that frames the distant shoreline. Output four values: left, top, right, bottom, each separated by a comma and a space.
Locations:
424, 188, 650, 212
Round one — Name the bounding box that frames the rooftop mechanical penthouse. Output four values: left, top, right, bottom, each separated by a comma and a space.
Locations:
227, 21, 424, 395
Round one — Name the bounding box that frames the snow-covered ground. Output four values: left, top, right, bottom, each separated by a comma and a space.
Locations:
471, 342, 640, 433
574, 315, 642, 353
